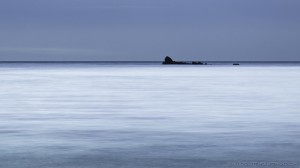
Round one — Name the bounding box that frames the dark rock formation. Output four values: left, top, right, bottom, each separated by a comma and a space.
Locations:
163, 56, 174, 64
192, 61, 204, 65
163, 56, 205, 65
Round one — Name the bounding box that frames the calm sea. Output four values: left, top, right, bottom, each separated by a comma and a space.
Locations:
0, 63, 299, 168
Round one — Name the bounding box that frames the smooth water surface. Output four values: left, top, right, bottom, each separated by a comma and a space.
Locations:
0, 63, 300, 168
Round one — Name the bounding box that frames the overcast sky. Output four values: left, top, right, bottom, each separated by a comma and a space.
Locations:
0, 0, 299, 61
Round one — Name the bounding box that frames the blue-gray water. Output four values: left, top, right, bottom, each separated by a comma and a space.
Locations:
0, 63, 300, 168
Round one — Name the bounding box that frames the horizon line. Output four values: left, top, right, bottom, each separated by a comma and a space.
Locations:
1, 61, 300, 63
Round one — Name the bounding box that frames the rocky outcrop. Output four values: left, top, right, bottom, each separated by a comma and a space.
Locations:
163, 56, 175, 64
162, 56, 205, 65
192, 61, 204, 65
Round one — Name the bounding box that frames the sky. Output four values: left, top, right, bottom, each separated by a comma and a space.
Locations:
0, 0, 299, 61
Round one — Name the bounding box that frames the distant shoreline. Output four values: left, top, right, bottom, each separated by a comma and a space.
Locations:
0, 61, 300, 64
